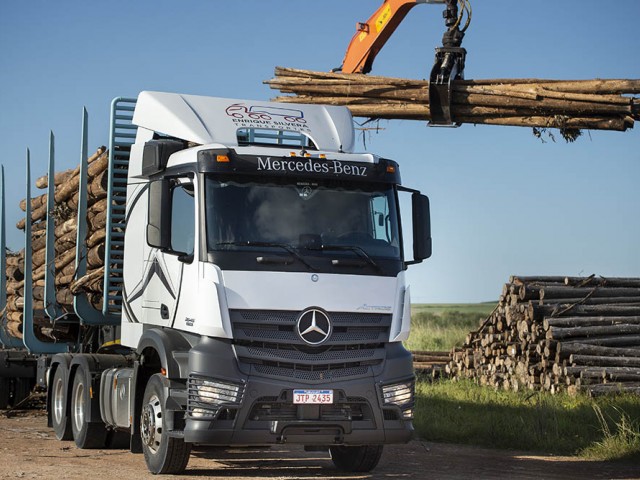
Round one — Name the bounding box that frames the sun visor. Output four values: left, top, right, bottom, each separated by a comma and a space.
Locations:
133, 91, 355, 153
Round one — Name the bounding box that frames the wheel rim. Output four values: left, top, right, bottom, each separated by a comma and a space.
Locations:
53, 376, 64, 424
141, 394, 163, 454
72, 381, 85, 432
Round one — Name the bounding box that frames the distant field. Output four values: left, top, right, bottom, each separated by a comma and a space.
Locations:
404, 302, 497, 351
411, 302, 497, 316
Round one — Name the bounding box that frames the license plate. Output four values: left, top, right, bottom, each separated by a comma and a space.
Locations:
293, 389, 333, 404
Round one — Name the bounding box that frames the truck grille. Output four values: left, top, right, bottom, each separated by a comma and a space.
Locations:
230, 310, 391, 382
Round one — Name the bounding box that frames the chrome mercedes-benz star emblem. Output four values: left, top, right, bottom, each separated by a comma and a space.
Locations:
296, 308, 332, 345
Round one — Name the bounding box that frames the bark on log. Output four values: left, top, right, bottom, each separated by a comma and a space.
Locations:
544, 316, 640, 329
540, 286, 640, 300
570, 354, 640, 368
564, 276, 640, 288
35, 167, 74, 190
557, 342, 640, 358
70, 267, 104, 295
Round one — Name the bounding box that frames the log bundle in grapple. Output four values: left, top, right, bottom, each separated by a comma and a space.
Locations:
447, 275, 640, 396
267, 68, 640, 137
2, 146, 109, 340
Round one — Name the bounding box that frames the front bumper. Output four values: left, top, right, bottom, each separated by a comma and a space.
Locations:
183, 336, 414, 446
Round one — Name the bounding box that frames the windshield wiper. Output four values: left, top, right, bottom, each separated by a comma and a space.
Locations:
315, 244, 382, 273
216, 241, 317, 271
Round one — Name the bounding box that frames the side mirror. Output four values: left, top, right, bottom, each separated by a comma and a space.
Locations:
147, 179, 171, 249
411, 193, 432, 263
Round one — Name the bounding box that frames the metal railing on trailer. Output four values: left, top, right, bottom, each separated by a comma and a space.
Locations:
102, 98, 137, 320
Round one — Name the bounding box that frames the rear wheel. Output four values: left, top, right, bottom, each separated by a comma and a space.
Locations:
71, 366, 108, 449
141, 374, 191, 474
51, 365, 73, 440
330, 445, 384, 472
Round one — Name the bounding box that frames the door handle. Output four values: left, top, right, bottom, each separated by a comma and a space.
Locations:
160, 304, 170, 320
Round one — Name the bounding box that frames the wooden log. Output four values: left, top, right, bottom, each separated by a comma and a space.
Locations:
530, 304, 640, 320
56, 289, 74, 307
16, 150, 109, 230
86, 229, 106, 249
70, 267, 104, 295
86, 243, 105, 269
540, 286, 640, 300
546, 323, 640, 340
54, 230, 76, 255
536, 296, 640, 306
561, 334, 640, 347
569, 354, 640, 368
566, 365, 640, 377
544, 316, 640, 329
564, 276, 640, 288
19, 192, 48, 213
267, 68, 639, 132
6, 264, 24, 282
35, 167, 74, 190
586, 383, 640, 396
557, 342, 640, 358
6, 320, 22, 339
34, 146, 105, 189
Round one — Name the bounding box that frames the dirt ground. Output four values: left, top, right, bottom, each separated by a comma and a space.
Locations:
0, 410, 638, 480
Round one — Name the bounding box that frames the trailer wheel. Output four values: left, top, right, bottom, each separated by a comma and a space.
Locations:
329, 445, 384, 472
0, 378, 9, 409
71, 365, 108, 449
140, 374, 191, 474
51, 365, 73, 440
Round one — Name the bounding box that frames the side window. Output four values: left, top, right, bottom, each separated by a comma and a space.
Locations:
170, 182, 195, 255
371, 195, 390, 243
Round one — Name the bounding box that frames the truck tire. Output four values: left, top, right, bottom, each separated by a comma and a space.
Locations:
140, 374, 191, 474
71, 365, 108, 449
329, 445, 384, 472
51, 365, 73, 440
0, 378, 9, 409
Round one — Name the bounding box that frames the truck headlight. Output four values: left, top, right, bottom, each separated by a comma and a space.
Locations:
188, 376, 244, 418
196, 379, 242, 404
381, 380, 415, 419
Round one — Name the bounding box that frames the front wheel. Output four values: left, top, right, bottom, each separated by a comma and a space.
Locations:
329, 445, 384, 472
141, 374, 191, 474
71, 365, 108, 449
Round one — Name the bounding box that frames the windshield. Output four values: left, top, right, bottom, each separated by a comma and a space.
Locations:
205, 175, 401, 260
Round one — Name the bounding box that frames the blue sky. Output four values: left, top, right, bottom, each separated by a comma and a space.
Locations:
1, 1, 638, 303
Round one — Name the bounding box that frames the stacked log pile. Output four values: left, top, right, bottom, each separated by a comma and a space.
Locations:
3, 147, 110, 340
447, 276, 640, 396
412, 350, 451, 378
266, 68, 640, 137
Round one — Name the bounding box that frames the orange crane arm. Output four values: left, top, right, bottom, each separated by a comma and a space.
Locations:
340, 0, 444, 74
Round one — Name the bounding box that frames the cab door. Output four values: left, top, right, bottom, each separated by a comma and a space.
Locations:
141, 177, 195, 327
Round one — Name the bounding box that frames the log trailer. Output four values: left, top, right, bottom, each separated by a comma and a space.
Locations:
0, 91, 432, 474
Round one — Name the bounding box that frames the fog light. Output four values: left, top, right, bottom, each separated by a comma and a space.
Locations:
188, 375, 244, 419
382, 380, 415, 419
196, 380, 242, 404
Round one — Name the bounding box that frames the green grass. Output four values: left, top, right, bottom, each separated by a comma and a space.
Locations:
414, 379, 640, 460
407, 303, 640, 459
404, 302, 496, 351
